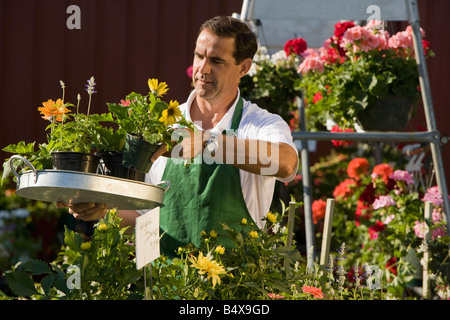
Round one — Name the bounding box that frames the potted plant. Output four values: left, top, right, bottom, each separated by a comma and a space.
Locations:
297, 20, 434, 132
2, 77, 112, 179
106, 78, 193, 173
239, 38, 306, 123
40, 77, 102, 172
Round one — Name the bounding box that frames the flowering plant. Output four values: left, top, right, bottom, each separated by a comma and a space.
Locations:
310, 155, 450, 298
107, 79, 193, 149
297, 20, 434, 131
239, 38, 306, 122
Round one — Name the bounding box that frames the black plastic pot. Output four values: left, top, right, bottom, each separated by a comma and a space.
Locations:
51, 152, 100, 173
121, 134, 160, 173
96, 151, 145, 181
357, 95, 418, 131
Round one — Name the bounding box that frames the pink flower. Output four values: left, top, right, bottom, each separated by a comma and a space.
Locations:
432, 227, 446, 238
297, 54, 325, 74
120, 99, 131, 107
432, 208, 443, 223
432, 227, 446, 239
383, 214, 396, 224
267, 293, 285, 299
422, 186, 444, 207
186, 65, 193, 78
390, 170, 415, 185
372, 195, 396, 210
414, 221, 427, 238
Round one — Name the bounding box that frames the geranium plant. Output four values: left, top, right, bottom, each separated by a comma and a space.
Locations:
310, 155, 450, 298
297, 20, 434, 131
107, 79, 193, 150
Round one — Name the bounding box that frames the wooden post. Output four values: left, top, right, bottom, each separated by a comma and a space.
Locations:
284, 201, 296, 275
422, 201, 433, 299
320, 198, 335, 268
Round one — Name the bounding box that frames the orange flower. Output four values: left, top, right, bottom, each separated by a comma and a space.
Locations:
371, 163, 394, 184
333, 178, 357, 200
38, 98, 70, 122
347, 158, 369, 180
312, 199, 327, 224
302, 286, 324, 299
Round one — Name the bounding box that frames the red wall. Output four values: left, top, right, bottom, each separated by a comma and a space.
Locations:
1, 0, 449, 185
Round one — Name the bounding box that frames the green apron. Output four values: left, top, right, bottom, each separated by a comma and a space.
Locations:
159, 97, 254, 257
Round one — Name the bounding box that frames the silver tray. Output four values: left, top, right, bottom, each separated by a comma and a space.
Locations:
9, 155, 169, 210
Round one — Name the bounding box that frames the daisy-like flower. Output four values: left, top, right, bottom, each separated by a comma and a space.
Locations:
188, 251, 226, 288
302, 286, 324, 299
38, 98, 70, 122
158, 100, 182, 126
148, 78, 169, 97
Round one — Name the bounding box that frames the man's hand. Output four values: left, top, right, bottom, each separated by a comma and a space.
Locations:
151, 128, 204, 162
57, 202, 107, 221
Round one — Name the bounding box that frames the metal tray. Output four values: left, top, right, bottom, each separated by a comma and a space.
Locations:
9, 155, 169, 210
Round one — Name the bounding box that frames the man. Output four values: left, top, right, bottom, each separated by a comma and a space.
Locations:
64, 16, 298, 257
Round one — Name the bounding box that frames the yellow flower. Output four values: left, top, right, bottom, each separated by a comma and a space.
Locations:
81, 241, 91, 251
267, 211, 277, 223
97, 223, 108, 232
148, 78, 169, 97
189, 252, 226, 288
249, 230, 259, 239
38, 98, 70, 122
241, 218, 248, 225
214, 245, 225, 255
158, 100, 182, 126
209, 230, 218, 238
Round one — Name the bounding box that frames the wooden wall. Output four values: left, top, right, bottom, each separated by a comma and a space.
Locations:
1, 0, 449, 185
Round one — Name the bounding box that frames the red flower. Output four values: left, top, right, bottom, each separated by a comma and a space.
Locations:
347, 158, 370, 180
334, 21, 355, 38
372, 163, 394, 185
284, 38, 307, 56
312, 199, 327, 224
368, 221, 385, 240
422, 39, 431, 56
330, 125, 355, 147
333, 178, 357, 200
312, 91, 323, 104
355, 200, 372, 226
385, 257, 397, 276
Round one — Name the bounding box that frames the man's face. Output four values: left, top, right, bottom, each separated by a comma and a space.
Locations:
192, 29, 246, 104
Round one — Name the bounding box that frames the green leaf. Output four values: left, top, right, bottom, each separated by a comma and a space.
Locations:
21, 259, 51, 275
64, 226, 83, 251
5, 271, 40, 297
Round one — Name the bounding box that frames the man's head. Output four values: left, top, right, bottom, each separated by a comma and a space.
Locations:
193, 16, 257, 104
199, 16, 258, 65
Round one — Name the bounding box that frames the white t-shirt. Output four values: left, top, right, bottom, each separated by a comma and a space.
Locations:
141, 89, 298, 228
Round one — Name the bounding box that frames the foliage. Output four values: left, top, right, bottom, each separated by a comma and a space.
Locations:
0, 180, 67, 297
288, 146, 450, 299
297, 20, 434, 131
1, 198, 413, 301
1, 78, 128, 185
239, 44, 304, 123
107, 79, 194, 149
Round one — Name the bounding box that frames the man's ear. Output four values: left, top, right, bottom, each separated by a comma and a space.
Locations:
239, 58, 253, 78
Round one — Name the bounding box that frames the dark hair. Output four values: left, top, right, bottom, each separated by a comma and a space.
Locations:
199, 16, 258, 64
